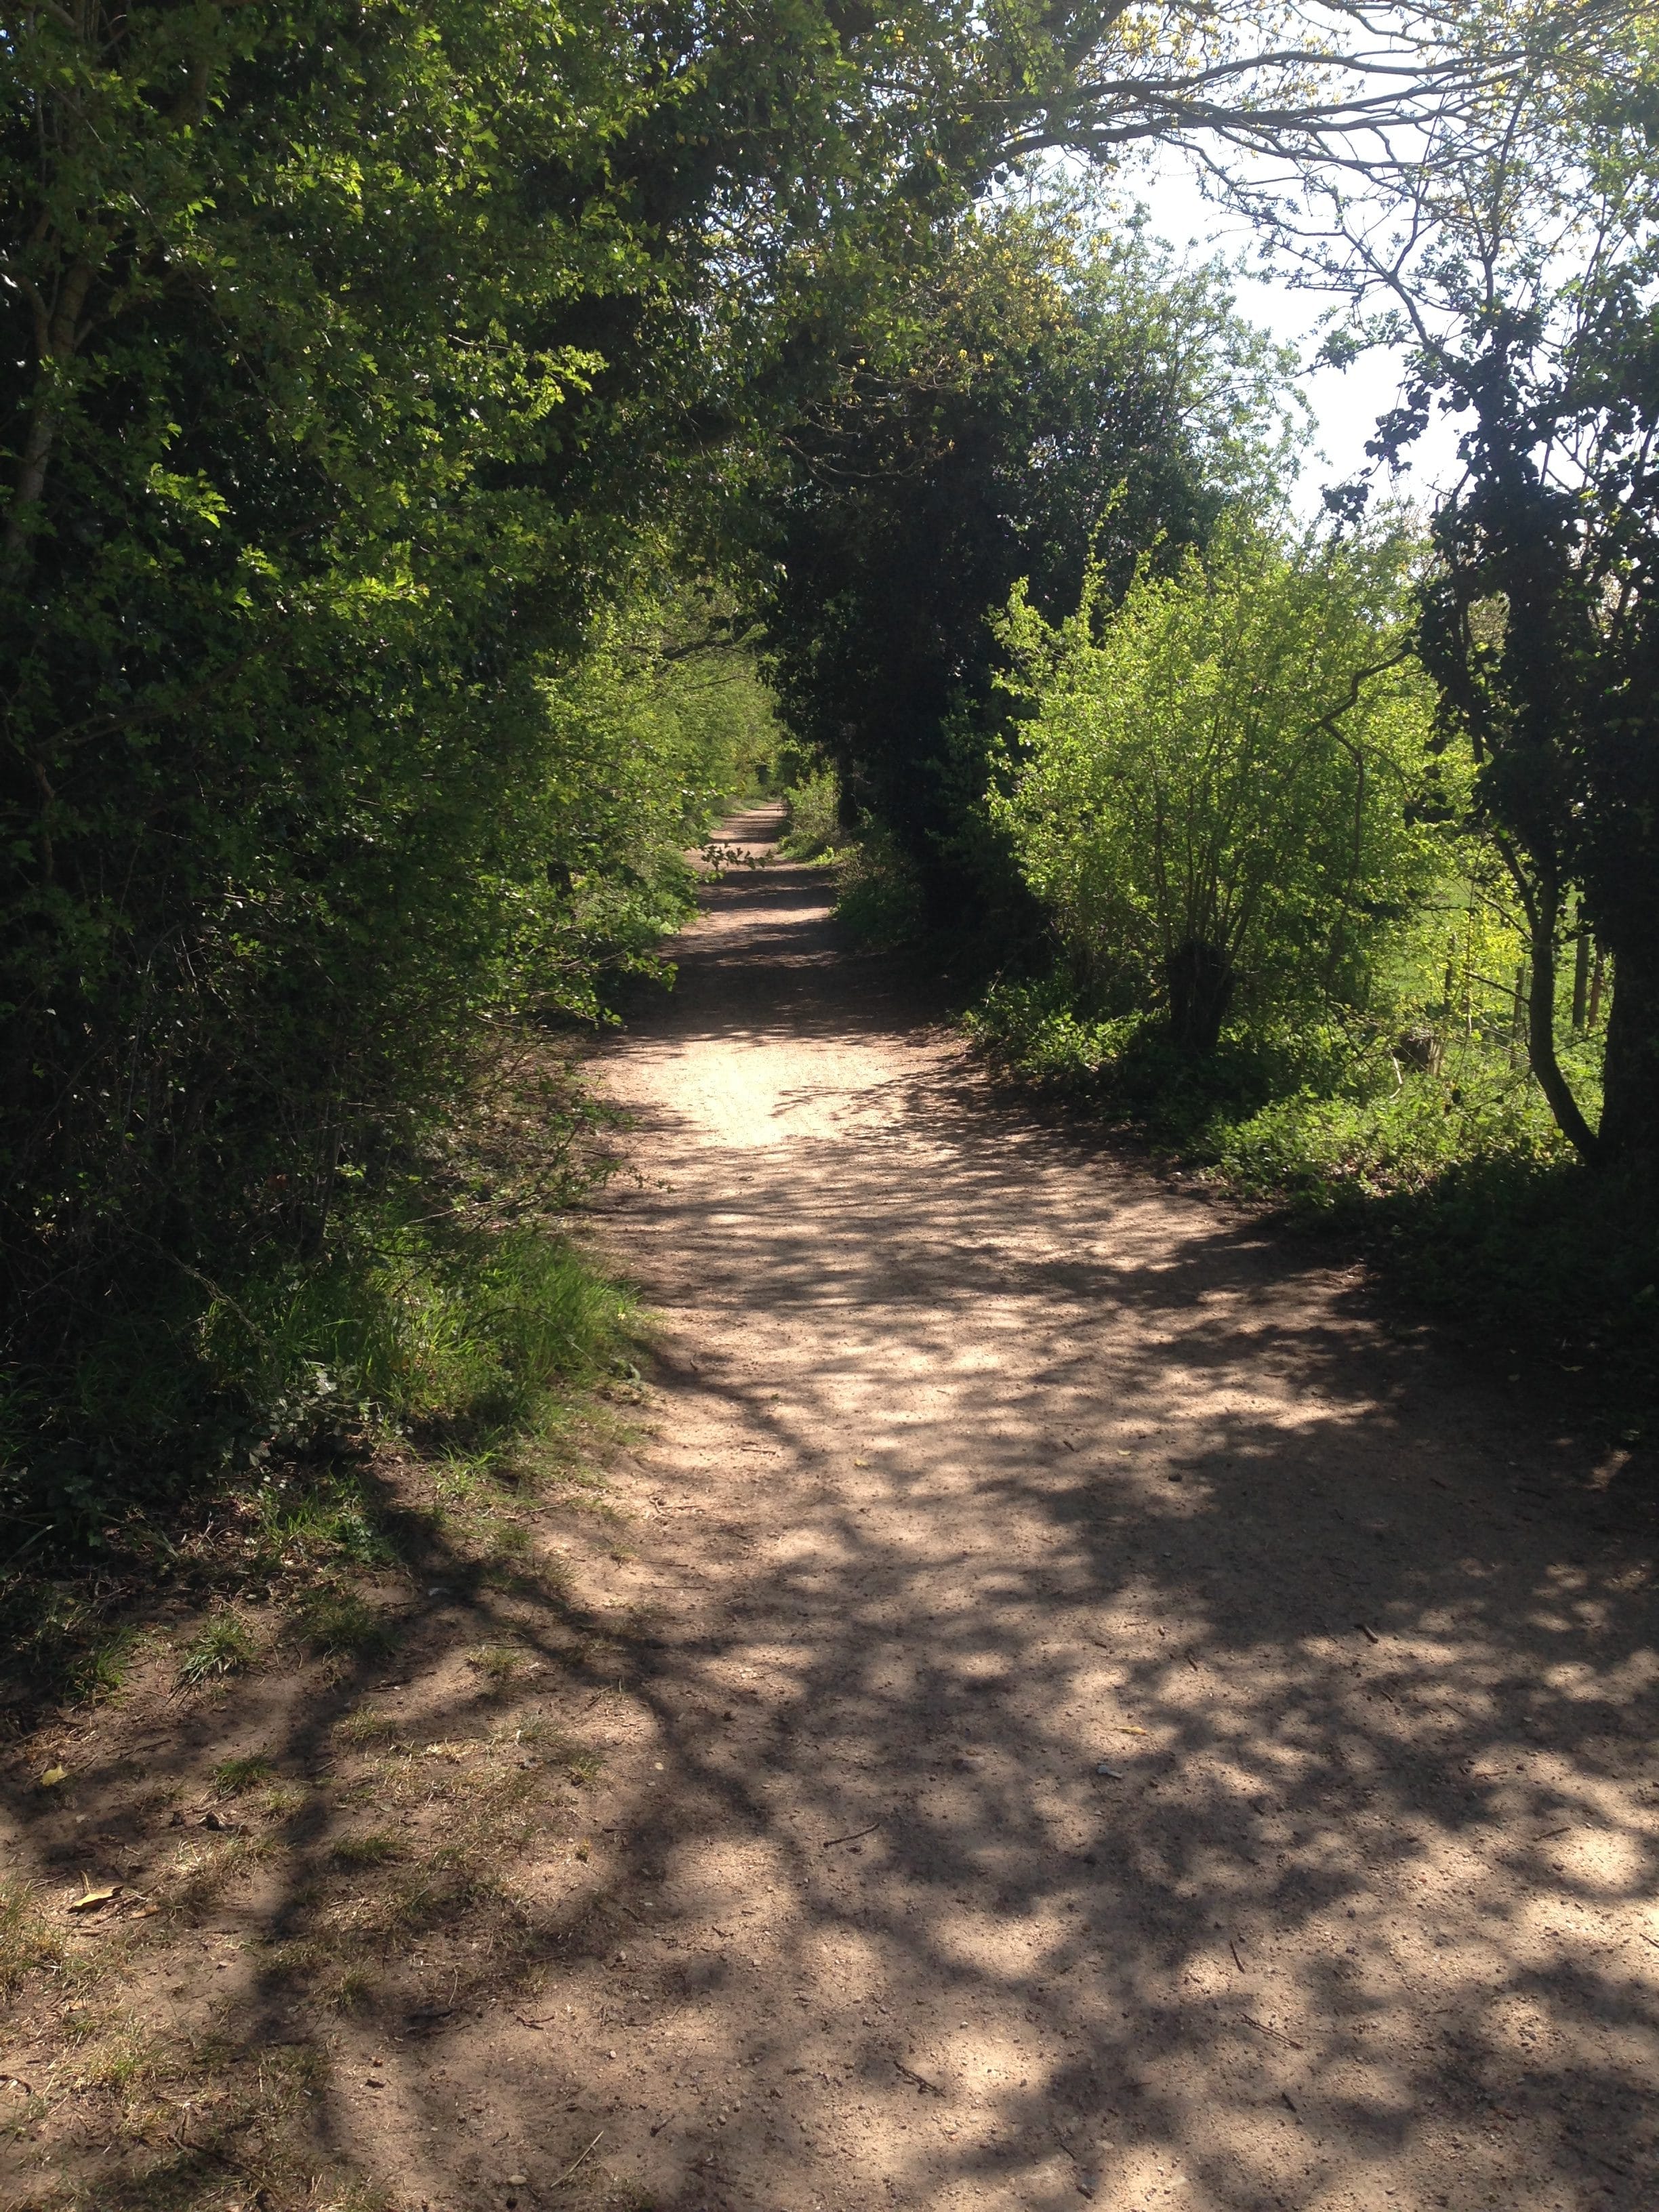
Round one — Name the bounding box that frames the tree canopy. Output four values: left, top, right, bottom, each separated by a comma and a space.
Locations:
3, 0, 1656, 1522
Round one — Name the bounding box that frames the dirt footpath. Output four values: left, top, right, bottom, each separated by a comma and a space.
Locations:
573, 805, 1659, 2212
7, 806, 1653, 2212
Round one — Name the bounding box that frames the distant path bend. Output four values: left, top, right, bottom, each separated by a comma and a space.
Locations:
581, 805, 1658, 2212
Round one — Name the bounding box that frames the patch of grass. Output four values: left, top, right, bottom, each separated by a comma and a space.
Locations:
260, 1938, 327, 1986
0, 1878, 62, 1997
498, 1711, 554, 1746
331, 1831, 404, 1870
71, 2013, 165, 2095
381, 1862, 500, 1933
243, 1469, 397, 1577
466, 1641, 526, 1687
67, 1624, 140, 1704
211, 1752, 276, 1797
159, 1830, 274, 1912
562, 1742, 604, 1786
326, 1967, 376, 2014
176, 1612, 256, 1687
292, 1586, 394, 1660
335, 1704, 397, 1744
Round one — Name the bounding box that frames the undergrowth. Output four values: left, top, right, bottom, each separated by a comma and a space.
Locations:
777, 770, 843, 861
969, 977, 1657, 1439
0, 1037, 642, 1711
832, 826, 927, 948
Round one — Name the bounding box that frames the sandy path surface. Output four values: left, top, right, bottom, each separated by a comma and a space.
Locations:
565, 806, 1659, 2212
6, 808, 1655, 2212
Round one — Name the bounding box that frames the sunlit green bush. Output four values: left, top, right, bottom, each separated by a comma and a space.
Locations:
993, 516, 1454, 1047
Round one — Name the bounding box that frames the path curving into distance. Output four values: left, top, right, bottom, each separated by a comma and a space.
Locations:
573, 804, 1659, 2212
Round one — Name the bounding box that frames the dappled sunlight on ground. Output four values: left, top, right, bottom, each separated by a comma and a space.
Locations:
4, 804, 1652, 2212
572, 807, 1659, 2209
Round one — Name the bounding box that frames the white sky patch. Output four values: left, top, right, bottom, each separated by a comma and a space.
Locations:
1121, 150, 1467, 518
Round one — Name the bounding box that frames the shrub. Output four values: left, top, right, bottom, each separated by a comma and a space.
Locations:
779, 771, 843, 861
834, 829, 926, 949
992, 516, 1452, 1048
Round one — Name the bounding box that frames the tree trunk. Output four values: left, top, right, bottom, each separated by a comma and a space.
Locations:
1, 258, 96, 581
1166, 937, 1235, 1054
1572, 925, 1591, 1032
1523, 886, 1599, 1162
1599, 942, 1659, 1168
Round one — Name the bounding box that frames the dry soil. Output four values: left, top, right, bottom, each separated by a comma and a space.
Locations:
567, 804, 1659, 2212
4, 806, 1658, 2212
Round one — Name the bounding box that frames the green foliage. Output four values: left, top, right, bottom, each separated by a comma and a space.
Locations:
833, 830, 928, 950
1340, 20, 1659, 1161
205, 1220, 639, 1452
1213, 1050, 1579, 1202
758, 203, 1299, 926
531, 578, 785, 1015
967, 979, 1357, 1140
994, 516, 1449, 1049
5, 0, 1648, 1555
779, 773, 844, 861
0, 0, 923, 1534
178, 1614, 258, 1688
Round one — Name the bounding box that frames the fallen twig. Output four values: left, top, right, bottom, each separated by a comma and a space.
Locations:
1242, 2014, 1305, 2051
893, 2057, 942, 2095
821, 1821, 880, 1849
552, 2131, 605, 2188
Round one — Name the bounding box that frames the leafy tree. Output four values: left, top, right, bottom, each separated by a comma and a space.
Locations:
0, 0, 851, 1502
1294, 18, 1659, 1162
993, 518, 1446, 1050
2, 0, 1639, 1511
756, 205, 1296, 924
